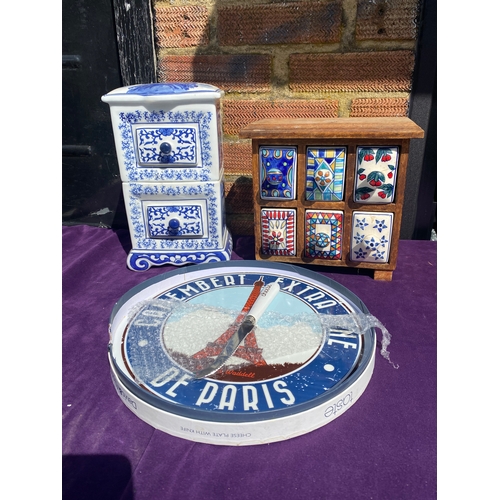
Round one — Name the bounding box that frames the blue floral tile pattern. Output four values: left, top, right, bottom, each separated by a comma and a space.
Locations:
146, 204, 205, 238
127, 231, 232, 271
126, 83, 199, 95
350, 212, 393, 263
125, 181, 222, 251
259, 147, 297, 200
136, 126, 198, 166
118, 110, 214, 182
306, 147, 346, 201
354, 147, 399, 204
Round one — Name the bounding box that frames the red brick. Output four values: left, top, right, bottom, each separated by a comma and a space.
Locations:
356, 0, 420, 40
154, 6, 209, 48
350, 97, 409, 117
223, 99, 339, 136
289, 51, 414, 92
223, 141, 253, 176
158, 55, 272, 93
218, 1, 342, 46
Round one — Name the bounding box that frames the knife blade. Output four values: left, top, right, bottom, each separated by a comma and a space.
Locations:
193, 282, 280, 378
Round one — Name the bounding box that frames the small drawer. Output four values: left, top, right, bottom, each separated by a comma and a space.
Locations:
350, 211, 393, 263
133, 124, 200, 167
354, 147, 399, 203
113, 108, 221, 182
123, 180, 226, 251
306, 147, 346, 201
261, 208, 296, 256
143, 201, 207, 239
305, 210, 343, 260
102, 83, 224, 183
259, 147, 297, 200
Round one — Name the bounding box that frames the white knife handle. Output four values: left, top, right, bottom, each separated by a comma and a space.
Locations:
247, 282, 280, 323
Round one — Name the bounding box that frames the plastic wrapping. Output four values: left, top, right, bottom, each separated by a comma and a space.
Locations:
123, 297, 398, 382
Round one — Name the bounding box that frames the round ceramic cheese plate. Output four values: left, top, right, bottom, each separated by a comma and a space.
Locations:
108, 261, 376, 445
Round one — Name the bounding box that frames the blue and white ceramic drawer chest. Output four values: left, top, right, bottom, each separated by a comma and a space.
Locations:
102, 83, 232, 271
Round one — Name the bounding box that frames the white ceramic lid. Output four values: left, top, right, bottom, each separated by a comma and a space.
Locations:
102, 82, 222, 103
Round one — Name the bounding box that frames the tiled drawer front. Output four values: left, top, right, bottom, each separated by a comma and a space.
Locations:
123, 181, 225, 250
354, 147, 399, 203
306, 147, 346, 201
134, 124, 199, 167
350, 212, 393, 263
261, 208, 296, 256
144, 201, 207, 239
260, 147, 297, 200
112, 107, 221, 183
305, 210, 343, 260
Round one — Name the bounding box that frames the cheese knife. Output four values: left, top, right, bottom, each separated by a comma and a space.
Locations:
193, 282, 280, 378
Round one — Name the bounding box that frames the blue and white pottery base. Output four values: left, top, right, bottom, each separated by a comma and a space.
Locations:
127, 230, 233, 271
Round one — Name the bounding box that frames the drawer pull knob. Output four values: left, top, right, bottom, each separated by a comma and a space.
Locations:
160, 142, 172, 154
168, 218, 181, 235
314, 232, 330, 248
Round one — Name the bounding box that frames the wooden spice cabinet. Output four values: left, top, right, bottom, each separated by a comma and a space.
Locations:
239, 118, 424, 281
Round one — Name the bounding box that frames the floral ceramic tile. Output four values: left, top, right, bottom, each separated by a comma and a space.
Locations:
350, 212, 393, 263
259, 147, 297, 200
261, 208, 296, 256
114, 109, 220, 182
143, 201, 207, 239
123, 180, 225, 250
305, 147, 346, 201
135, 125, 199, 166
354, 147, 399, 204
305, 210, 343, 260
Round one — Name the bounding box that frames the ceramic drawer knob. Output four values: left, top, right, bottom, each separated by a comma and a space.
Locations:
160, 142, 172, 155
168, 218, 180, 235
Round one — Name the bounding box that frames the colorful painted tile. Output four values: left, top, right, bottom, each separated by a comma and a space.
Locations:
306, 147, 346, 201
261, 208, 296, 256
259, 147, 297, 200
350, 212, 393, 263
354, 147, 399, 203
305, 210, 343, 260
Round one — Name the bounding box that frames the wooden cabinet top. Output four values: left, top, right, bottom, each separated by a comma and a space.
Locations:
239, 117, 424, 140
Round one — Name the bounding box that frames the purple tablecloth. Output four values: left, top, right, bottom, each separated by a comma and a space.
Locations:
62, 225, 437, 500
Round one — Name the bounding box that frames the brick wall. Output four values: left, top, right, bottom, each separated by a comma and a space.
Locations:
153, 0, 421, 236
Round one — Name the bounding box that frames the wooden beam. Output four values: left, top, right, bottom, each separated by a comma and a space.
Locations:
112, 0, 156, 86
